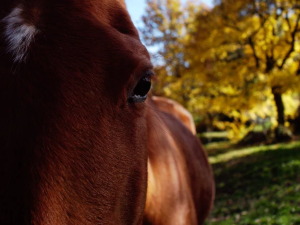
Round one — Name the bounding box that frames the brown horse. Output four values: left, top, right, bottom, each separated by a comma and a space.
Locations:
0, 0, 214, 224
145, 97, 214, 225
0, 0, 149, 224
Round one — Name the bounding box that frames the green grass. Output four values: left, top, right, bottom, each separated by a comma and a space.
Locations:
206, 141, 300, 225
201, 131, 229, 139
205, 141, 234, 157
199, 131, 229, 144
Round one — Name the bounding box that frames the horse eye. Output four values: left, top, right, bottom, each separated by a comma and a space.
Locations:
128, 72, 153, 103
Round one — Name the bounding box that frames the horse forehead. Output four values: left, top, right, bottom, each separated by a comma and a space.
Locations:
3, 0, 136, 32
70, 0, 150, 63
2, 0, 147, 63
60, 0, 150, 63
62, 0, 136, 30
85, 0, 140, 38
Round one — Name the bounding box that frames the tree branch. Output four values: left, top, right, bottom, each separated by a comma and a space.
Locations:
285, 11, 292, 30
279, 13, 300, 69
248, 37, 260, 69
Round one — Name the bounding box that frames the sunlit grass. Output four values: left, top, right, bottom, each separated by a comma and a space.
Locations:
201, 131, 229, 139
206, 141, 300, 225
199, 131, 229, 144
209, 141, 300, 164
204, 141, 234, 157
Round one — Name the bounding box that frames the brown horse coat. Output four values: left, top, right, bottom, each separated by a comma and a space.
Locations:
145, 98, 214, 225
0, 1, 150, 224
151, 96, 197, 134
0, 1, 214, 224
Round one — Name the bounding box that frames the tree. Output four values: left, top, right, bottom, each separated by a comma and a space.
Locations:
141, 0, 186, 77
195, 0, 300, 140
141, 0, 300, 141
141, 0, 210, 105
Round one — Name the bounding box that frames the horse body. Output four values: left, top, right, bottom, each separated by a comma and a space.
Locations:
151, 96, 196, 134
145, 99, 214, 225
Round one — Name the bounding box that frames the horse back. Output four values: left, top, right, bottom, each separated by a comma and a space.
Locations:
145, 99, 215, 225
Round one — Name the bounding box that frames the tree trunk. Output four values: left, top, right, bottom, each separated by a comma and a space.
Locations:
272, 86, 285, 126
271, 86, 292, 142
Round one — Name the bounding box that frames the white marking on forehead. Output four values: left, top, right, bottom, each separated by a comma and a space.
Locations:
2, 6, 38, 63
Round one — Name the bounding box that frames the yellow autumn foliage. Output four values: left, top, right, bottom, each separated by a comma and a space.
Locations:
142, 0, 300, 140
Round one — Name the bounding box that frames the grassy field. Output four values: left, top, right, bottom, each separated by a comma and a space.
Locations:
205, 140, 300, 225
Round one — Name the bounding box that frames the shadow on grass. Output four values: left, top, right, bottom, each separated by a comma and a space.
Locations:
207, 142, 300, 225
